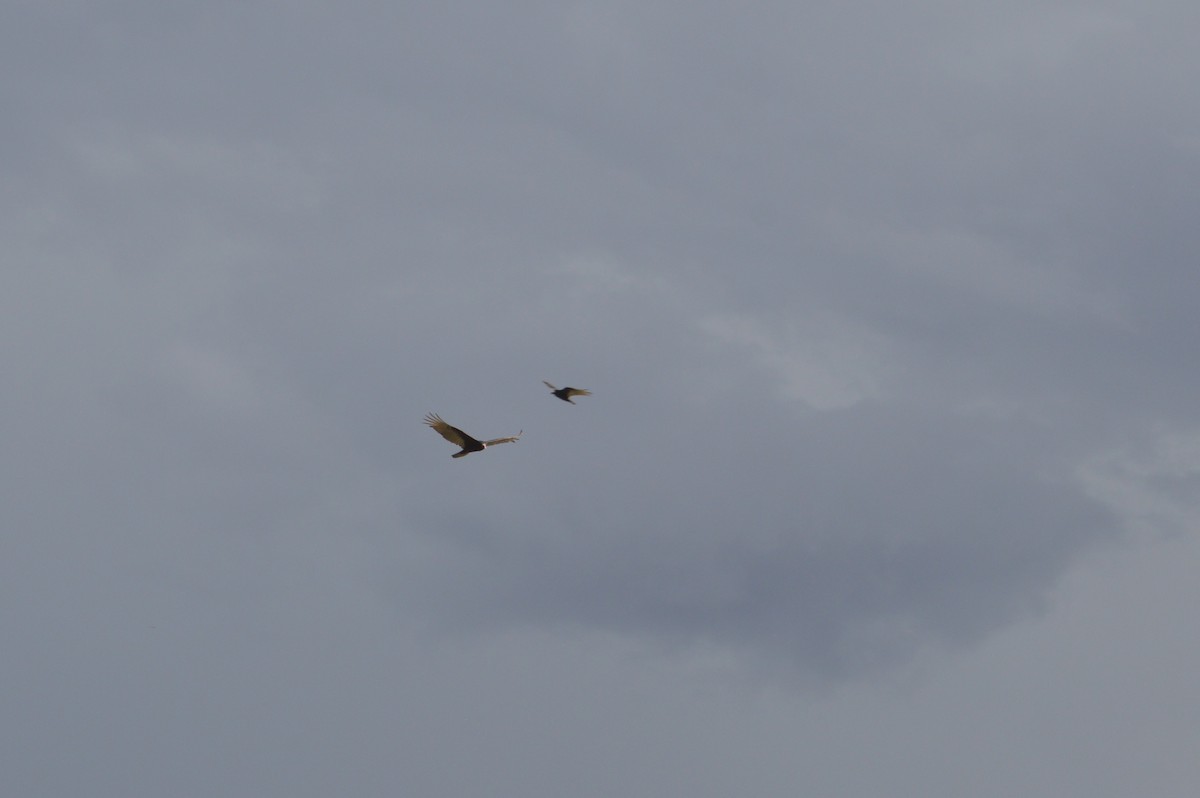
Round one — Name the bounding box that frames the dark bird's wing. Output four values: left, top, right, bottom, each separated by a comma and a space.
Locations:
542, 380, 559, 392
424, 413, 482, 449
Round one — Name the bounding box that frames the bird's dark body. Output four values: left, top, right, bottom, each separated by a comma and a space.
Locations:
543, 381, 592, 404
450, 430, 485, 457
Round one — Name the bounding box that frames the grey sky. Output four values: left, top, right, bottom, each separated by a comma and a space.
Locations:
4, 1, 1199, 795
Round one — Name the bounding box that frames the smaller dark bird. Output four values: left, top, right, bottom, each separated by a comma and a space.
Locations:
543, 381, 592, 404
424, 413, 522, 458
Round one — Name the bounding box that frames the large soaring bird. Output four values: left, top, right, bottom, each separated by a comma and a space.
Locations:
424, 413, 522, 458
543, 380, 592, 404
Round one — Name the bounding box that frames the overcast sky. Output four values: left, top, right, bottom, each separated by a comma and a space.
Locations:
4, 1, 1199, 795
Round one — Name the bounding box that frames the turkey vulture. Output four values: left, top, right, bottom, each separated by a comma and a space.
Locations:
424, 413, 522, 458
543, 380, 592, 404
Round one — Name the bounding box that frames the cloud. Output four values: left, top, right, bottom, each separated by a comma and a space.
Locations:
398, 373, 1119, 676
699, 311, 894, 409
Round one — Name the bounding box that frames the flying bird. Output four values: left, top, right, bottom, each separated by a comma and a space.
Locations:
543, 381, 592, 404
424, 413, 522, 458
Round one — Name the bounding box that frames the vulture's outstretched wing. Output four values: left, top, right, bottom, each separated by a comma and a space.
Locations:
424, 413, 476, 447
543, 380, 592, 403
482, 431, 523, 447
425, 412, 485, 457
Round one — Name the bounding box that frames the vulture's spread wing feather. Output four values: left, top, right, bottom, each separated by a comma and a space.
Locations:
425, 413, 478, 448
482, 431, 523, 447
